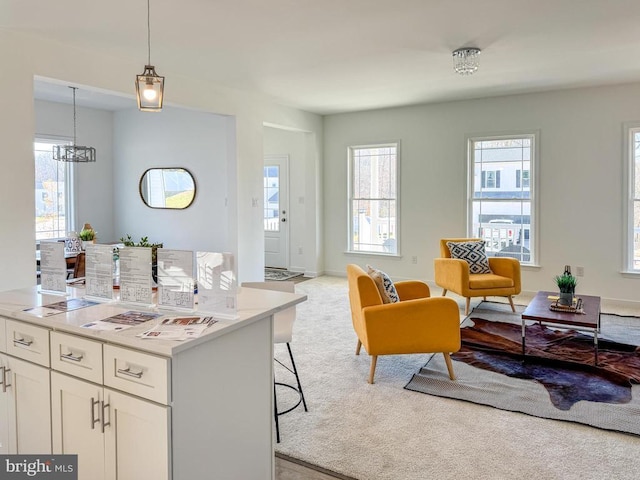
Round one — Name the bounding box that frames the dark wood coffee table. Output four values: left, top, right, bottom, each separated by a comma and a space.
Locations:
521, 290, 601, 365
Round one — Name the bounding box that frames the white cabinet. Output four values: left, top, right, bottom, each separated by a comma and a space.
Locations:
0, 353, 51, 454
51, 372, 170, 480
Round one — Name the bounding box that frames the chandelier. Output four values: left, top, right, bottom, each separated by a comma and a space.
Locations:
52, 87, 96, 163
135, 0, 164, 111
452, 47, 481, 76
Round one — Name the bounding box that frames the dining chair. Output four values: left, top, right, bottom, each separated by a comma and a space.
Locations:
241, 281, 307, 443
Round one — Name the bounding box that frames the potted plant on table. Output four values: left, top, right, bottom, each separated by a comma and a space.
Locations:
554, 273, 577, 306
78, 225, 97, 250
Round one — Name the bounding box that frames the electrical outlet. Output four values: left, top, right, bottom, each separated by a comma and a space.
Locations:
576, 266, 584, 277
411, 256, 418, 264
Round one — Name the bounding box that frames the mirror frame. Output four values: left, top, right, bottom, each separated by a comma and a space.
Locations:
139, 167, 197, 209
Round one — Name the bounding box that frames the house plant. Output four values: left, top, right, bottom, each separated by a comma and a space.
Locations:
553, 273, 577, 306
78, 225, 96, 249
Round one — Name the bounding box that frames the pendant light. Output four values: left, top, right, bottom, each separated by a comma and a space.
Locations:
52, 87, 96, 163
135, 0, 164, 111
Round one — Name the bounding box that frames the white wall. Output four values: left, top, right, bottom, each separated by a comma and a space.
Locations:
113, 106, 230, 252
323, 83, 640, 303
0, 28, 322, 291
34, 99, 115, 242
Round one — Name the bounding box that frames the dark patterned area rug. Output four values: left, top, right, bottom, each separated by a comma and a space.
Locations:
405, 303, 640, 436
265, 268, 304, 281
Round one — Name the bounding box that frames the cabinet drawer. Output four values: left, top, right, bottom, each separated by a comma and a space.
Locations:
103, 345, 170, 405
5, 319, 50, 367
0, 317, 6, 352
50, 331, 103, 384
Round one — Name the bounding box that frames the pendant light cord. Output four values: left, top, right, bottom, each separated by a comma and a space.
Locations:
147, 0, 151, 65
70, 86, 77, 146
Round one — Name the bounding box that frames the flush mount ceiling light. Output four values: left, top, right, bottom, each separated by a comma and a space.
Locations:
135, 0, 164, 111
452, 47, 481, 76
53, 86, 96, 163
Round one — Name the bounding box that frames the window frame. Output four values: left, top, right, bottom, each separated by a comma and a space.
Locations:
347, 142, 401, 256
466, 132, 539, 266
623, 123, 640, 273
34, 135, 77, 241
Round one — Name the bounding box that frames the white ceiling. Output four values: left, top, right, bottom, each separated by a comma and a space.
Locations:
6, 0, 640, 114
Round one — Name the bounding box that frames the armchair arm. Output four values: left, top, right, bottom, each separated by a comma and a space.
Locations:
434, 258, 470, 294
394, 280, 430, 301
361, 297, 461, 355
488, 257, 522, 294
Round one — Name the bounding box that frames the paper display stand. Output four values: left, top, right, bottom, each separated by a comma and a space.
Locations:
116, 246, 154, 308
157, 249, 195, 311
196, 252, 238, 320
39, 240, 68, 295
84, 243, 116, 302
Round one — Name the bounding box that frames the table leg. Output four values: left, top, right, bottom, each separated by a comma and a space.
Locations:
521, 318, 526, 361
594, 329, 598, 366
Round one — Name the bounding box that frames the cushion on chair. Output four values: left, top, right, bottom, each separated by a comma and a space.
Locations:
366, 265, 400, 303
446, 241, 492, 274
468, 273, 514, 289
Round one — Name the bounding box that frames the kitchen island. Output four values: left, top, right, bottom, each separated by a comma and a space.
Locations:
0, 285, 306, 480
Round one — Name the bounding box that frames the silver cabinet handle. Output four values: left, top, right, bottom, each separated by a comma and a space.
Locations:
117, 367, 143, 379
61, 352, 84, 362
1, 367, 11, 393
13, 338, 33, 347
90, 397, 100, 430
101, 400, 110, 433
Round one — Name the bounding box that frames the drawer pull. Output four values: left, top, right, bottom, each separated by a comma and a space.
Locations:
61, 352, 84, 362
90, 397, 100, 430
1, 367, 11, 393
13, 337, 33, 347
117, 367, 143, 379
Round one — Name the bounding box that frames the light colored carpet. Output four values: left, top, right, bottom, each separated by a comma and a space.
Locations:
275, 276, 640, 480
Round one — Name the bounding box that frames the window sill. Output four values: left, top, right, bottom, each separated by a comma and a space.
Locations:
620, 270, 640, 278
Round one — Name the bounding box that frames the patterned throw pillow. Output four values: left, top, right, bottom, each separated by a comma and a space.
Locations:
366, 265, 400, 303
446, 241, 492, 274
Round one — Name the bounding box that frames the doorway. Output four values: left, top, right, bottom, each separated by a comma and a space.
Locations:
264, 155, 289, 269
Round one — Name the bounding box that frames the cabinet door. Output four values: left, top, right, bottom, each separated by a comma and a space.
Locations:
51, 372, 106, 480
104, 388, 171, 480
5, 356, 51, 453
0, 354, 10, 454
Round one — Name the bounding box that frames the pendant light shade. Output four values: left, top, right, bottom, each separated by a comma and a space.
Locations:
53, 86, 96, 163
136, 0, 164, 111
136, 65, 164, 111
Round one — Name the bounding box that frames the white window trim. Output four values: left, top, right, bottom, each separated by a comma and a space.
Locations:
465, 131, 540, 266
622, 122, 640, 274
347, 141, 401, 256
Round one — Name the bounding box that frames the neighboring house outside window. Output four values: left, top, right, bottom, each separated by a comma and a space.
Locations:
348, 143, 399, 255
35, 138, 75, 240
468, 134, 537, 264
625, 125, 640, 272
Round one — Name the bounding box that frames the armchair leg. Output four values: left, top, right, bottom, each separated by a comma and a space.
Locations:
443, 353, 456, 380
368, 355, 378, 384
441, 289, 448, 297
465, 298, 471, 316
356, 340, 362, 355
507, 296, 516, 313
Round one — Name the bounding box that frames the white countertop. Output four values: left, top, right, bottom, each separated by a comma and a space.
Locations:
0, 286, 307, 357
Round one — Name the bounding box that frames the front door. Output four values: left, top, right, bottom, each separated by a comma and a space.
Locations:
264, 155, 289, 269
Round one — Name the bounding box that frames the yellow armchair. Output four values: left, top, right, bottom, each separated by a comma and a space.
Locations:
346, 264, 461, 384
434, 238, 521, 316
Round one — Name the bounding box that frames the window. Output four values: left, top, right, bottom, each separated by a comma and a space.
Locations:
468, 134, 536, 264
625, 125, 640, 272
516, 169, 530, 189
348, 143, 399, 254
35, 138, 75, 240
263, 165, 280, 232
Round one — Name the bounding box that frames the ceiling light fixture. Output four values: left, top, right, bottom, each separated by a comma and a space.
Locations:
53, 87, 96, 163
452, 47, 481, 76
135, 0, 164, 111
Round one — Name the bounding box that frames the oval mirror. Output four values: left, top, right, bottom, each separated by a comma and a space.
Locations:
139, 167, 196, 209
